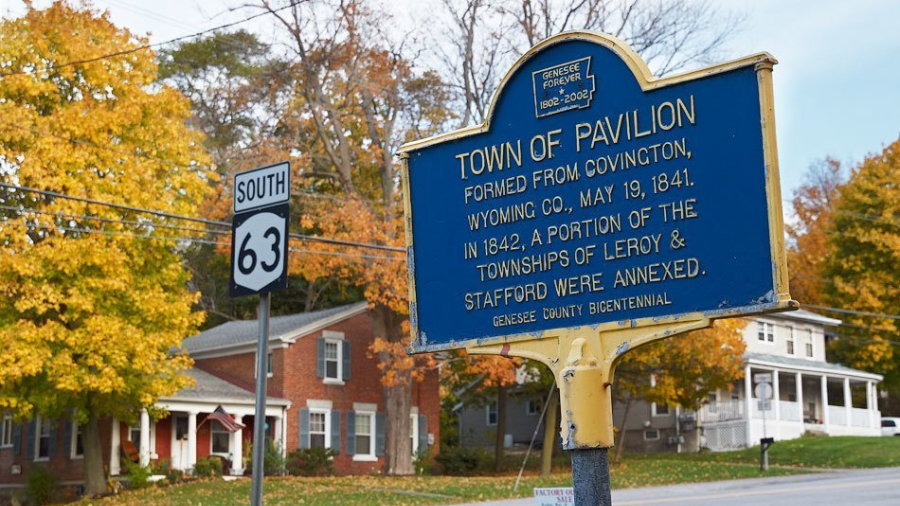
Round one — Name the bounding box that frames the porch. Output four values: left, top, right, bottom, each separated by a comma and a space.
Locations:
700, 353, 882, 450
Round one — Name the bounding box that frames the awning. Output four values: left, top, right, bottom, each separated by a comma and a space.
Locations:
197, 405, 246, 433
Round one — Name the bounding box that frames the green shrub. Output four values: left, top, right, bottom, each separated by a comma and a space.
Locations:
434, 446, 492, 475
122, 459, 153, 489
193, 457, 223, 478
25, 466, 58, 505
286, 447, 336, 476
264, 440, 286, 476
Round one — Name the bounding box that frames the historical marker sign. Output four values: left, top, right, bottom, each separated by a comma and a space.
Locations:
399, 33, 791, 352
230, 162, 291, 297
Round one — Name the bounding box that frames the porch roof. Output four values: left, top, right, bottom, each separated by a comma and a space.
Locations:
746, 352, 883, 381
182, 302, 367, 355
161, 368, 290, 406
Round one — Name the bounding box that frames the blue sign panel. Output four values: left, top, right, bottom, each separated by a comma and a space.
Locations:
401, 34, 788, 352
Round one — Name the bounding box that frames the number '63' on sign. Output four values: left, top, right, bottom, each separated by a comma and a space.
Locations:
230, 204, 289, 296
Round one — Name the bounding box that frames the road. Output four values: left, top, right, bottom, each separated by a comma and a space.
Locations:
447, 467, 900, 506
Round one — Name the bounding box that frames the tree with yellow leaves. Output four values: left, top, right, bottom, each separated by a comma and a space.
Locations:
0, 2, 212, 496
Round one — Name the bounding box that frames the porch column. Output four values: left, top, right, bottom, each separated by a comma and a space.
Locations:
231, 415, 244, 476
820, 375, 829, 429
744, 364, 753, 446
273, 416, 283, 450
795, 372, 804, 424
187, 411, 198, 473
110, 418, 121, 476
843, 377, 851, 426
139, 409, 150, 466
773, 370, 781, 420
866, 382, 874, 428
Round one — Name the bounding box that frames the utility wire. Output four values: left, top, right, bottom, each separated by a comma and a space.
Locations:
801, 304, 900, 321
0, 1, 305, 78
1, 183, 406, 253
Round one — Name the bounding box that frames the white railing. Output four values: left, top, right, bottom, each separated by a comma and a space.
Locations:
779, 400, 802, 421
828, 406, 848, 426
851, 408, 871, 427
700, 399, 744, 423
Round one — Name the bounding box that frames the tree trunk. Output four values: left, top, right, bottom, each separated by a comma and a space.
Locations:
494, 385, 507, 472
82, 413, 106, 497
613, 398, 633, 464
383, 381, 413, 475
371, 305, 414, 475
540, 388, 559, 476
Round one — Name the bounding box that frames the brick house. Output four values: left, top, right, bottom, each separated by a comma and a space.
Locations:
0, 302, 440, 495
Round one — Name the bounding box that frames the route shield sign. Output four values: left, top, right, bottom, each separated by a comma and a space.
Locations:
399, 32, 792, 352
230, 162, 291, 297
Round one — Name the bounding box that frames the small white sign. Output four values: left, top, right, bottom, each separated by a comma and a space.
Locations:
754, 373, 773, 384
754, 382, 773, 400
534, 487, 574, 505
233, 162, 291, 213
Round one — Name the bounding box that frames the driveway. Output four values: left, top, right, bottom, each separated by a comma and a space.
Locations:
445, 467, 900, 506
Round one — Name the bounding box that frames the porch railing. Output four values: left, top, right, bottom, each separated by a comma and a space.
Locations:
699, 399, 744, 423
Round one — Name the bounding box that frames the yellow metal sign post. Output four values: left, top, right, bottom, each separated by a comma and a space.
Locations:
399, 31, 794, 504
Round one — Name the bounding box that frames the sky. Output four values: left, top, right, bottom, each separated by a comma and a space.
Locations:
2, 0, 898, 197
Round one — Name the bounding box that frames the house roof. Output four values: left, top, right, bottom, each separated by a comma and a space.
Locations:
182, 302, 368, 355
745, 352, 882, 381
162, 368, 290, 406
769, 309, 841, 327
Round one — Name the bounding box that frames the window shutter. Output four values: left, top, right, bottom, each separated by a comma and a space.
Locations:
316, 338, 325, 379
375, 413, 385, 457
12, 423, 22, 455
63, 420, 73, 459
345, 411, 356, 456
299, 408, 310, 449
330, 410, 341, 454
342, 340, 351, 381
26, 420, 35, 460
417, 415, 428, 454
47, 421, 57, 458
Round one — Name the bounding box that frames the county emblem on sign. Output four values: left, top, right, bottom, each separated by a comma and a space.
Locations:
399, 32, 794, 353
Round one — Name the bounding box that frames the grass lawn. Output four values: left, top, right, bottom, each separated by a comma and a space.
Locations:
660, 435, 900, 469
77, 459, 801, 506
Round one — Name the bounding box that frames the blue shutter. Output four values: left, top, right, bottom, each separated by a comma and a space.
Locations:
47, 420, 57, 458
63, 421, 73, 459
345, 411, 356, 456
375, 413, 385, 457
299, 408, 309, 449
342, 340, 351, 381
417, 415, 428, 454
12, 423, 22, 455
26, 420, 35, 460
316, 338, 325, 379
330, 410, 341, 454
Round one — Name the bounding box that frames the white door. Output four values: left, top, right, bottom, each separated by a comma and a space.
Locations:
171, 416, 190, 470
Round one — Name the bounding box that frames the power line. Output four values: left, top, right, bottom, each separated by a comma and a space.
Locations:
802, 304, 900, 321
1, 183, 406, 253
0, 1, 305, 78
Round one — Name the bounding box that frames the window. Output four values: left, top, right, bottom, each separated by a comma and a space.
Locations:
787, 326, 795, 355
71, 424, 83, 459
35, 416, 52, 460
309, 411, 328, 448
486, 402, 498, 426
883, 420, 896, 428
1, 416, 12, 448
210, 421, 231, 455
354, 412, 374, 458
806, 330, 814, 357
129, 424, 141, 447
325, 340, 340, 380
707, 392, 718, 413
757, 322, 774, 342
255, 352, 274, 378
410, 414, 418, 455
652, 403, 670, 416
643, 429, 660, 441
526, 399, 543, 416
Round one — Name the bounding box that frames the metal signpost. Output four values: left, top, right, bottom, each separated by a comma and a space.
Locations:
399, 32, 795, 505
230, 161, 291, 506
754, 373, 775, 470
